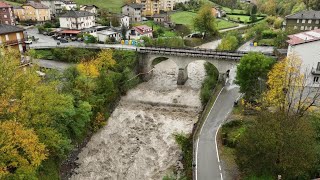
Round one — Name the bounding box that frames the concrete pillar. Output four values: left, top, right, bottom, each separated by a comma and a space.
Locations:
177, 67, 188, 85
138, 54, 153, 82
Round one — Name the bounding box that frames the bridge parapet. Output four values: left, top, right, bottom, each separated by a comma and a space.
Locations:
137, 47, 276, 60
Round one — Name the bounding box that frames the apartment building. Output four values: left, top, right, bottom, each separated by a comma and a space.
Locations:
14, 2, 51, 22
135, 0, 185, 16
59, 10, 95, 30
122, 3, 143, 22
284, 10, 320, 32
0, 24, 25, 52
0, 2, 16, 25
41, 0, 76, 16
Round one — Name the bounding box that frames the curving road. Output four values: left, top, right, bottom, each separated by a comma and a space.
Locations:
196, 83, 240, 180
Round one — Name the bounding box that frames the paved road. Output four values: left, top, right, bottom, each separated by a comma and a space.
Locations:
237, 40, 274, 54
196, 84, 240, 180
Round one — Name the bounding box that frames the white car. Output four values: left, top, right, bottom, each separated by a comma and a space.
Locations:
24, 40, 33, 44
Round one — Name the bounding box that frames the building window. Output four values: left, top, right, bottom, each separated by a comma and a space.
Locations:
316, 20, 319, 24
297, 19, 300, 23
294, 26, 298, 29
308, 19, 312, 23
317, 62, 320, 71
302, 19, 306, 23
2, 8, 6, 12
315, 27, 319, 30
301, 26, 304, 30
3, 15, 6, 18
314, 76, 319, 83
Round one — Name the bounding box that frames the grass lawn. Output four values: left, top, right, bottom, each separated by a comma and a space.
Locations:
5, 0, 22, 6
216, 19, 238, 30
170, 11, 196, 29
220, 6, 246, 14
73, 0, 124, 12
227, 15, 264, 23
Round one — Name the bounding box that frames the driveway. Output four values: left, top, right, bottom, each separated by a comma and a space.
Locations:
196, 76, 240, 180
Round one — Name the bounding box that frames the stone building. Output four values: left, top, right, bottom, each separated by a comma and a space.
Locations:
284, 10, 320, 32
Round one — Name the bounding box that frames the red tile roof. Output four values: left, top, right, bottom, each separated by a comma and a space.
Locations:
287, 29, 320, 46
60, 30, 81, 34
0, 1, 12, 8
133, 25, 152, 35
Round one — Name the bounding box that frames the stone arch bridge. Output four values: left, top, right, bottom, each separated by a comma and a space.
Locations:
137, 47, 275, 85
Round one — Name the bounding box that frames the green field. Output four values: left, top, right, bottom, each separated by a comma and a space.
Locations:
73, 0, 124, 12
216, 19, 238, 30
170, 11, 197, 28
221, 7, 247, 14
227, 15, 264, 23
170, 11, 238, 31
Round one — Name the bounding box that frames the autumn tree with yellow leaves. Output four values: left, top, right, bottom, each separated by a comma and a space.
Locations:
264, 55, 320, 116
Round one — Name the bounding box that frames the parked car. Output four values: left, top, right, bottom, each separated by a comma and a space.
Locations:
60, 38, 68, 43
52, 34, 58, 39
24, 39, 32, 44
43, 32, 48, 35
48, 31, 55, 36
71, 37, 77, 41
77, 37, 83, 42
57, 36, 62, 40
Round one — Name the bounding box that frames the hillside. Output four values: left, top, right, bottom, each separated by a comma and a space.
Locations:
73, 0, 125, 12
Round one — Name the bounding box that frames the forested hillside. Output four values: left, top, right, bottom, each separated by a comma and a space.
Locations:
0, 48, 139, 179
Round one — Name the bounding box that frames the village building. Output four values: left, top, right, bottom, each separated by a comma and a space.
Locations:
284, 10, 320, 32
59, 10, 95, 30
0, 24, 25, 52
14, 2, 51, 22
122, 3, 143, 22
287, 29, 320, 86
128, 25, 152, 40
0, 2, 16, 25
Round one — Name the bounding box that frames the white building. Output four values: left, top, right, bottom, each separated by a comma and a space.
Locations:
59, 10, 95, 30
63, 1, 77, 11
287, 29, 320, 86
118, 15, 130, 28
41, 0, 76, 15
80, 5, 98, 15
96, 29, 121, 42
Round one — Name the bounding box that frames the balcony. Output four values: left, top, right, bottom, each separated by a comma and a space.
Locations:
312, 67, 320, 75
0, 39, 24, 46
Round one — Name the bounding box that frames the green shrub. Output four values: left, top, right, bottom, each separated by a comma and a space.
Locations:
200, 63, 219, 105
184, 38, 205, 47
258, 39, 275, 46
261, 30, 277, 39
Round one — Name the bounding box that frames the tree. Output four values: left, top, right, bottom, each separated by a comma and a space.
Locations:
121, 25, 128, 40
236, 112, 317, 179
274, 31, 288, 48
217, 34, 239, 51
0, 121, 47, 179
235, 52, 275, 101
110, 15, 120, 27
193, 5, 218, 38
263, 0, 277, 15
263, 55, 320, 117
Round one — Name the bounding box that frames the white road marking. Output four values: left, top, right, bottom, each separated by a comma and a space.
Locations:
195, 87, 224, 180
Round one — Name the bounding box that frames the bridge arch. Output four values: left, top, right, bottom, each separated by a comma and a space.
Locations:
140, 53, 238, 85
